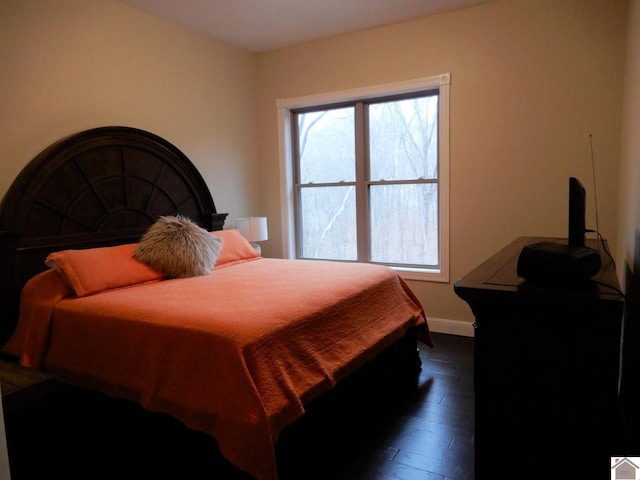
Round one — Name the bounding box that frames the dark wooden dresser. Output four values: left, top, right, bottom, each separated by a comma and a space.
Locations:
454, 237, 624, 479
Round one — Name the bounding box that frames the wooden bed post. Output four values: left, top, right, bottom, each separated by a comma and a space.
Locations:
211, 213, 229, 231
0, 232, 21, 346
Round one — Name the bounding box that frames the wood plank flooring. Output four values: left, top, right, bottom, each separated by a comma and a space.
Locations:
5, 333, 474, 480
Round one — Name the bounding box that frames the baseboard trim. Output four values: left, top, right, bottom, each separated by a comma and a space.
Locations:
427, 317, 475, 337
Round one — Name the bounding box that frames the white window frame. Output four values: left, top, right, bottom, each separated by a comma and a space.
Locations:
277, 74, 450, 283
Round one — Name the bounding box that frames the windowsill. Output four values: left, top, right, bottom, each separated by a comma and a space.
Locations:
291, 255, 449, 283
392, 266, 449, 283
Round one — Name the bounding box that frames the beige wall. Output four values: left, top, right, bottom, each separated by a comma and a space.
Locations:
1, 0, 632, 328
618, 0, 639, 448
256, 0, 629, 324
619, 1, 639, 290
0, 0, 258, 222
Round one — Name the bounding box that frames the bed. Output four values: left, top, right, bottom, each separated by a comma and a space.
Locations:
0, 126, 432, 480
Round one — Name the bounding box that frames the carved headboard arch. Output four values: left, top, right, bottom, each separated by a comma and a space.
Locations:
0, 126, 228, 342
1, 126, 226, 241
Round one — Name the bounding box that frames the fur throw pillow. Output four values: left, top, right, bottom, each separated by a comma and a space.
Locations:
134, 215, 223, 278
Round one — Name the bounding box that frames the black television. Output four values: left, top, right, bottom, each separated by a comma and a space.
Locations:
516, 176, 601, 282
568, 177, 586, 247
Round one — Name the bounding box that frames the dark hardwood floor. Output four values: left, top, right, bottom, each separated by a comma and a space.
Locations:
5, 333, 474, 480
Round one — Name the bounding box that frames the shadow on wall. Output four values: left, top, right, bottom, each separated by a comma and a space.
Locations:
620, 228, 640, 454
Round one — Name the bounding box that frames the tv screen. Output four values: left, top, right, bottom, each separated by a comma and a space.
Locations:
568, 177, 586, 247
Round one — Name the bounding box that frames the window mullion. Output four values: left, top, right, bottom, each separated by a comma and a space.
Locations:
355, 102, 368, 262
292, 111, 303, 258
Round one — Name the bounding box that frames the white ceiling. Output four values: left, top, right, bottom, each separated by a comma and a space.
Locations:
118, 0, 491, 52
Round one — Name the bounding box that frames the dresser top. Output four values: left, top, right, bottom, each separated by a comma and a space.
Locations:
454, 236, 624, 302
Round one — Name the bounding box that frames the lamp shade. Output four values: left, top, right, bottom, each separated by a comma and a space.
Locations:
236, 217, 268, 242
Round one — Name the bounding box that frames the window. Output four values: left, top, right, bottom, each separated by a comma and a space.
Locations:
278, 74, 450, 282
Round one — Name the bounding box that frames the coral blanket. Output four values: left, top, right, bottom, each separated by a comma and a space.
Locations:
4, 258, 429, 480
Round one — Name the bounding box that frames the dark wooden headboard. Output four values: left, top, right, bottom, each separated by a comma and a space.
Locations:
0, 126, 228, 343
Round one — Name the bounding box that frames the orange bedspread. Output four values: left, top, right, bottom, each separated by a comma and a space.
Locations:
5, 258, 429, 480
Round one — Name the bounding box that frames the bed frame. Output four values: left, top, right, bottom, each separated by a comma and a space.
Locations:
0, 126, 227, 344
0, 126, 422, 477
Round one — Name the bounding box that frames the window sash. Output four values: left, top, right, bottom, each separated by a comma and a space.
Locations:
293, 91, 439, 268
